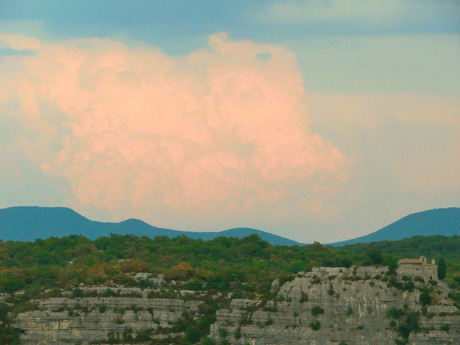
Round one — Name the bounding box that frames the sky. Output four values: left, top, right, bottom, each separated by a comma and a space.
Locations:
0, 0, 459, 243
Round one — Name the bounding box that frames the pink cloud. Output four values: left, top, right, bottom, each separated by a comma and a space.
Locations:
0, 33, 346, 228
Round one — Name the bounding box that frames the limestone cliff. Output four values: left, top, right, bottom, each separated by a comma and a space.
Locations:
10, 267, 460, 345
210, 267, 459, 345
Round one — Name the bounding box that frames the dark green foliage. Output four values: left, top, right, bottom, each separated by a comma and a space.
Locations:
419, 292, 432, 306
202, 337, 216, 345
402, 281, 415, 291
218, 327, 229, 338
310, 320, 321, 331
71, 288, 84, 298
438, 258, 446, 280
311, 306, 325, 316
346, 306, 353, 316
327, 282, 336, 296
364, 249, 384, 265
397, 312, 419, 340
136, 328, 152, 341
340, 256, 353, 268
386, 307, 405, 319
184, 324, 202, 344
234, 327, 241, 339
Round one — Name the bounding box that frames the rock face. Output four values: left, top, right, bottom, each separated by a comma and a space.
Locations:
210, 267, 460, 345
15, 288, 202, 345
12, 267, 460, 345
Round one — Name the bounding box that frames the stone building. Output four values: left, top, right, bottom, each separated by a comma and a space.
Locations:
397, 255, 438, 281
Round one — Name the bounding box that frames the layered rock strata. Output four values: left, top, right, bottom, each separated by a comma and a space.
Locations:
11, 267, 460, 345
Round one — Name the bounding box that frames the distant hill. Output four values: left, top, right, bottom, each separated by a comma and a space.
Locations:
0, 206, 300, 245
331, 208, 460, 246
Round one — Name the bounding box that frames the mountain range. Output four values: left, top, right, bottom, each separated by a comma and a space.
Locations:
0, 206, 459, 245
0, 206, 300, 245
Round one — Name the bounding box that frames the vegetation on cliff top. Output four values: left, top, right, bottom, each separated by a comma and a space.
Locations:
0, 234, 459, 297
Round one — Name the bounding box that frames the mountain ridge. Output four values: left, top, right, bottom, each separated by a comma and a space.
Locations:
0, 206, 300, 245
0, 206, 459, 245
331, 207, 460, 246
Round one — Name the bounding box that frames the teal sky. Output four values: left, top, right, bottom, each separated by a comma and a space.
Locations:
0, 1, 459, 242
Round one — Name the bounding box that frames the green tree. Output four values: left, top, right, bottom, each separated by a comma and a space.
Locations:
364, 249, 384, 265
438, 258, 446, 280
419, 291, 431, 306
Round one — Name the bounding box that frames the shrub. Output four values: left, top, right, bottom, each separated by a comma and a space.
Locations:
386, 307, 405, 319
202, 337, 216, 345
398, 312, 419, 339
136, 328, 152, 341
234, 327, 241, 339
402, 281, 415, 291
328, 283, 336, 296
347, 306, 353, 316
419, 292, 432, 306
310, 320, 321, 331
264, 318, 273, 326
218, 327, 229, 339
311, 306, 325, 316
71, 288, 84, 298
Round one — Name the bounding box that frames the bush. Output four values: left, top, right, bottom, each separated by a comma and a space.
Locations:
386, 307, 405, 319
311, 306, 325, 316
136, 328, 152, 341
347, 306, 353, 316
398, 312, 419, 339
310, 320, 321, 331
402, 281, 415, 291
71, 288, 84, 298
218, 327, 229, 339
234, 327, 241, 339
419, 292, 432, 306
202, 337, 216, 345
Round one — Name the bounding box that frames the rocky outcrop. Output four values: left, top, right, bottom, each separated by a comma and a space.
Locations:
15, 288, 202, 345
11, 267, 460, 345
210, 267, 460, 345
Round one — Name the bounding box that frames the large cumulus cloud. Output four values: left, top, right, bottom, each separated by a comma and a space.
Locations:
0, 33, 346, 229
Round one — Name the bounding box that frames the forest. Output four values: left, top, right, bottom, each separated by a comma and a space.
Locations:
1, 234, 459, 297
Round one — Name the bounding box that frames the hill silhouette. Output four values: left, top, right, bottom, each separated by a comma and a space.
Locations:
1, 206, 458, 246
331, 207, 460, 246
0, 206, 300, 245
